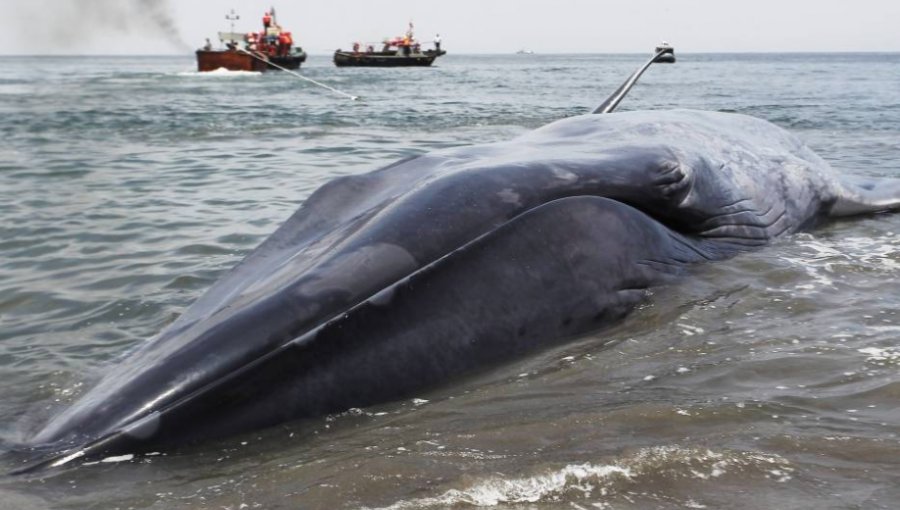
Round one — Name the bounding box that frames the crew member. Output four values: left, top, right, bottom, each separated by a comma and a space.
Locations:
278, 32, 290, 56
263, 11, 272, 29
284, 32, 293, 55
434, 33, 441, 51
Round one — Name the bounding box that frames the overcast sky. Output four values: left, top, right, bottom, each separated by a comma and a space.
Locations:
1, 0, 899, 55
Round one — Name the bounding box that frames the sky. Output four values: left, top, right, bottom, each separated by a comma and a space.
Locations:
1, 0, 899, 55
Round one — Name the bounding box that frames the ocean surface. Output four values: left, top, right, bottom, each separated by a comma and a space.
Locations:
0, 53, 899, 509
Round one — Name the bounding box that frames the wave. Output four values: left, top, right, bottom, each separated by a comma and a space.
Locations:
369, 446, 793, 509
175, 68, 262, 77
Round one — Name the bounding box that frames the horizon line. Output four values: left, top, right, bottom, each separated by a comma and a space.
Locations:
2, 50, 900, 58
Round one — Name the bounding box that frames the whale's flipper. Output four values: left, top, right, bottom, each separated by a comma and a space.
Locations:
830, 174, 900, 216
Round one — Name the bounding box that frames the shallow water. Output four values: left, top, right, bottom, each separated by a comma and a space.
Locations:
1, 53, 899, 509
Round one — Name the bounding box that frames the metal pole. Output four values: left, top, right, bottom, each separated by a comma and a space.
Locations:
225, 9, 240, 44
593, 44, 675, 114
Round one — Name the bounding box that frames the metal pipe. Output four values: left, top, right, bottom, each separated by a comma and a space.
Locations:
592, 44, 675, 114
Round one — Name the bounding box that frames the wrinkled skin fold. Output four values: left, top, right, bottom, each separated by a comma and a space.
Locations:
21, 109, 900, 471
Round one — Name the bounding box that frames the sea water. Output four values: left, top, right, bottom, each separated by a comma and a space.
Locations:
0, 53, 899, 509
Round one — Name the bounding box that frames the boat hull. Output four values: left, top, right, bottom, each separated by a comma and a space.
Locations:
196, 50, 307, 72
333, 49, 445, 67
268, 53, 307, 70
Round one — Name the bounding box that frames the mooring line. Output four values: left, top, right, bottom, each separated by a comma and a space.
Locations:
238, 48, 359, 101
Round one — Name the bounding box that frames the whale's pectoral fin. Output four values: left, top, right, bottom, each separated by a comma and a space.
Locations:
830, 174, 900, 217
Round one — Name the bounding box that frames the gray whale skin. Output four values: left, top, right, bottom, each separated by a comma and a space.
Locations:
23, 109, 900, 470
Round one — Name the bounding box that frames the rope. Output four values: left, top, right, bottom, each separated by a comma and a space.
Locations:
238, 48, 359, 101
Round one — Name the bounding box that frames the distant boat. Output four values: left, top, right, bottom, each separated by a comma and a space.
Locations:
516, 49, 535, 55
334, 48, 445, 67
653, 42, 675, 63
196, 7, 307, 72
334, 22, 446, 67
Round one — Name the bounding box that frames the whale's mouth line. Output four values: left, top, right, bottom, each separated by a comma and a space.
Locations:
20, 183, 776, 475
17, 190, 750, 474
19, 195, 611, 472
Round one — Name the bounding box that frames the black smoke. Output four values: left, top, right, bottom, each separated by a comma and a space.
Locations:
11, 0, 189, 53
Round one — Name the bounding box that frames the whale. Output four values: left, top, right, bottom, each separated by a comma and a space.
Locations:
19, 108, 900, 472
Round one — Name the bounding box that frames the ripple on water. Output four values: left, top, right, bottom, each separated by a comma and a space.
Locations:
1, 54, 900, 509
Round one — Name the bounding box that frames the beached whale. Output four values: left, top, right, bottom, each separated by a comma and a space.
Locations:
21, 108, 900, 472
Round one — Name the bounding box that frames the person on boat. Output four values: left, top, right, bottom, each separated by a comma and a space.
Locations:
353, 42, 360, 53
267, 24, 280, 47
401, 35, 411, 56
366, 45, 374, 53
283, 32, 293, 56
277, 32, 289, 56
203, 38, 212, 51
263, 11, 272, 30
412, 42, 420, 53
434, 33, 441, 51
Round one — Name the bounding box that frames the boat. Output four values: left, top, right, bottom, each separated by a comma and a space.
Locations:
515, 49, 535, 55
654, 42, 675, 63
334, 23, 445, 67
196, 8, 307, 72
333, 48, 445, 67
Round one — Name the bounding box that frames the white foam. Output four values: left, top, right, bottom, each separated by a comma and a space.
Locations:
371, 463, 631, 508
100, 454, 135, 463
772, 232, 900, 295
176, 68, 262, 77
858, 346, 900, 364
369, 446, 794, 509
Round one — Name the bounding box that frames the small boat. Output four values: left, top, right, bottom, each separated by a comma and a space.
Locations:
196, 46, 307, 72
334, 23, 445, 67
653, 42, 675, 63
196, 8, 307, 72
515, 49, 535, 55
333, 48, 445, 67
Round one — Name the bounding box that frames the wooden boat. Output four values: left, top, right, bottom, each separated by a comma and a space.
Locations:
197, 47, 265, 72
333, 48, 445, 67
196, 47, 306, 72
196, 8, 307, 72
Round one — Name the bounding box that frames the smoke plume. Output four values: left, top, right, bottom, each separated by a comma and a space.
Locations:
10, 0, 189, 53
